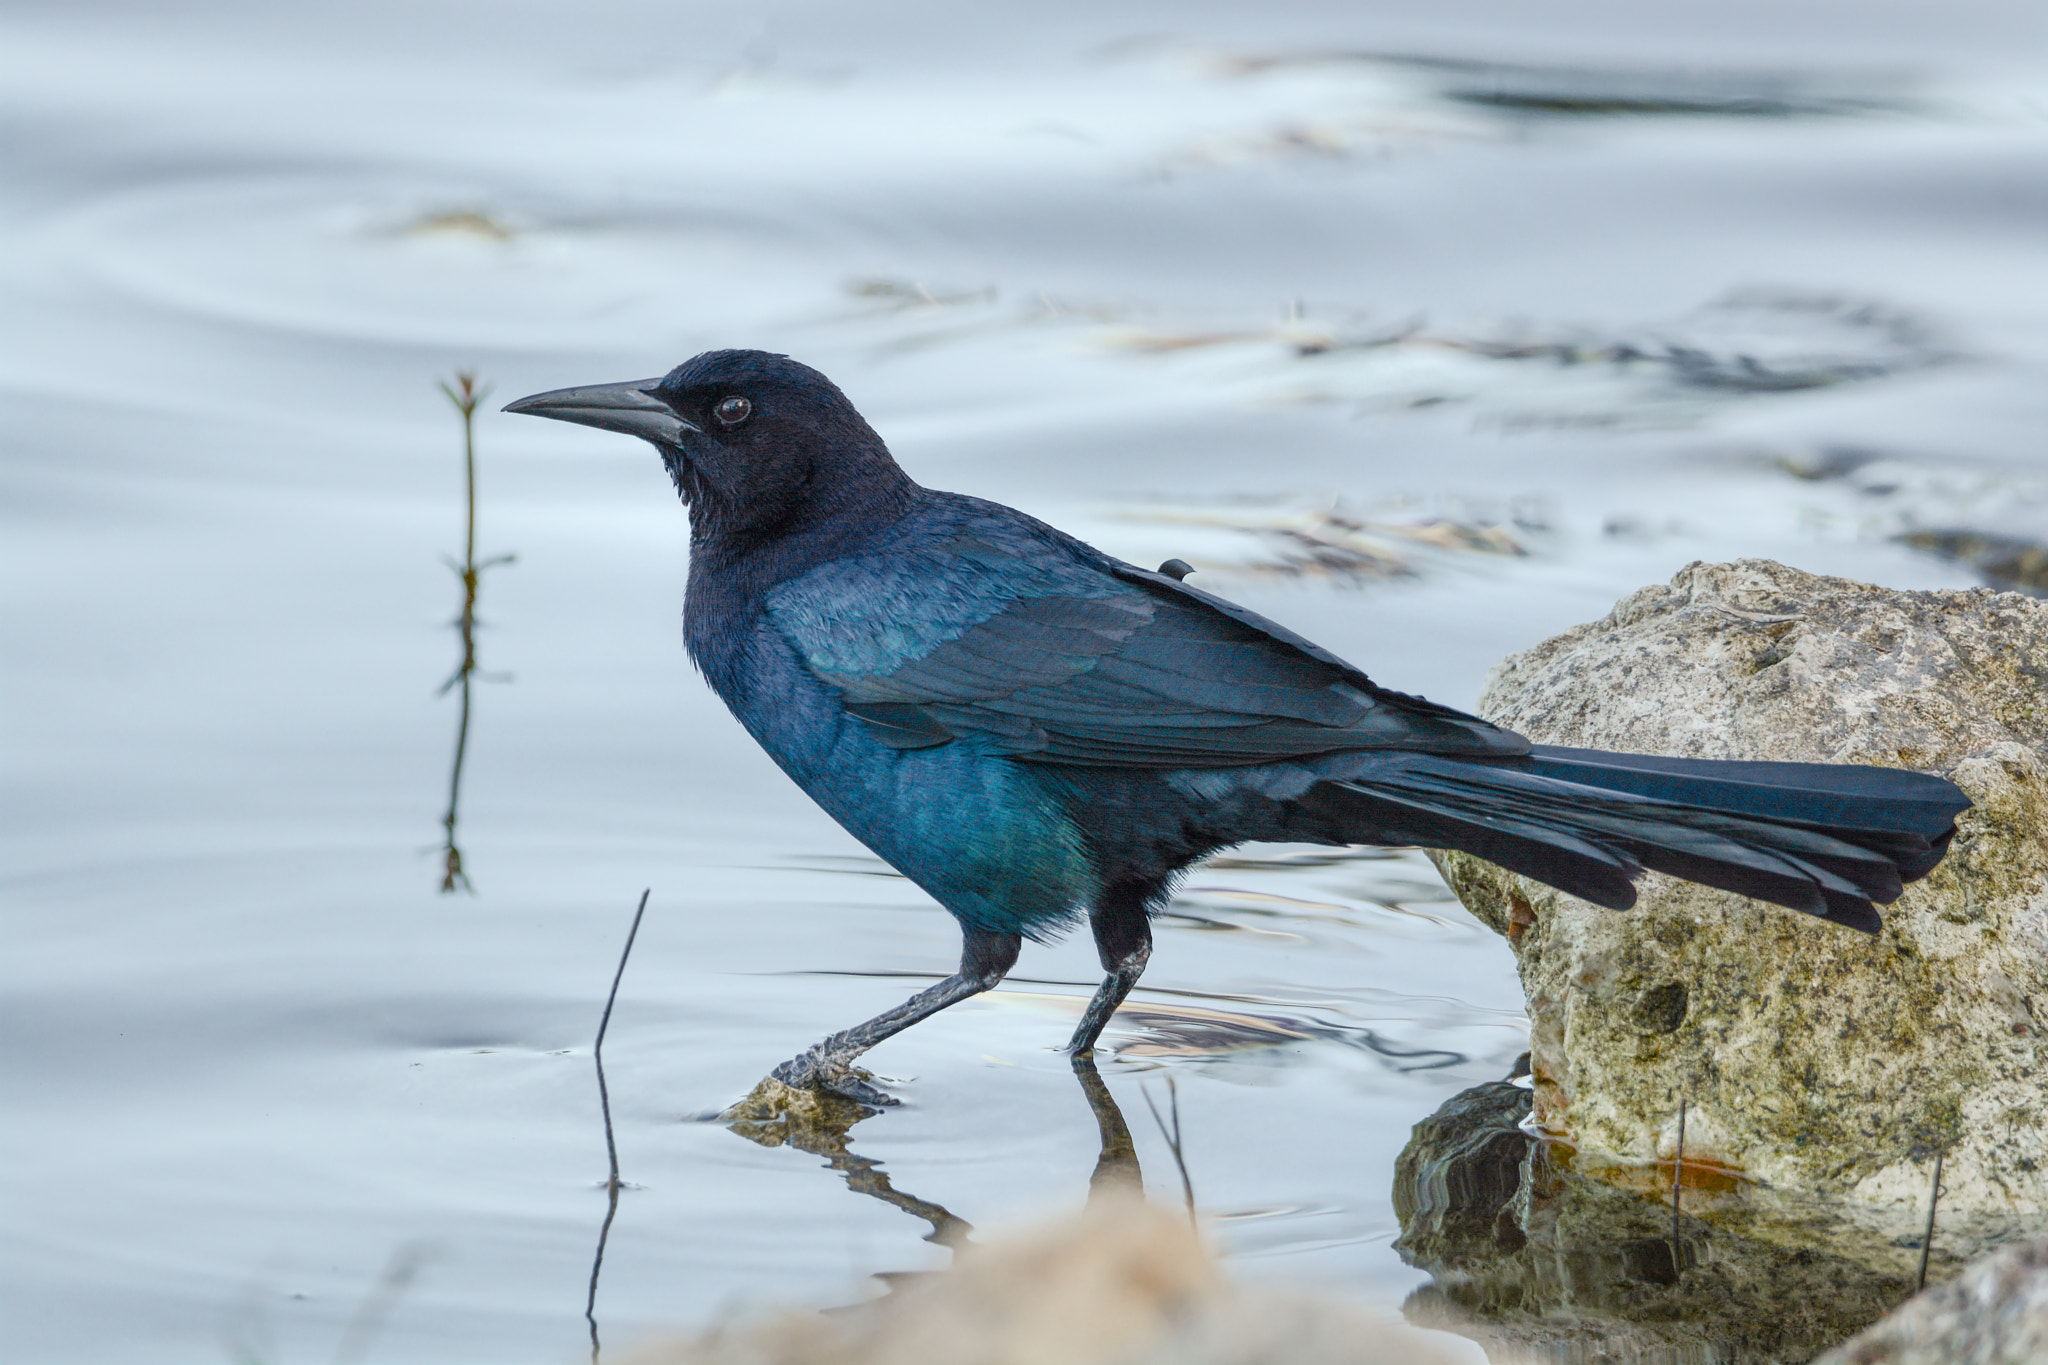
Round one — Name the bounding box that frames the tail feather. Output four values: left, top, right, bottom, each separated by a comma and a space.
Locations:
1524, 745, 1965, 839
1318, 746, 1971, 935
1399, 760, 1901, 901
1307, 781, 1642, 910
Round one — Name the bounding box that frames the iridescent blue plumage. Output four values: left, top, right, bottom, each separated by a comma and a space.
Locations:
715, 595, 1101, 938
505, 349, 1972, 1104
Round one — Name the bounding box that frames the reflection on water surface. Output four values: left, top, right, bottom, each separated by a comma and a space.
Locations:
1392, 1080, 1932, 1364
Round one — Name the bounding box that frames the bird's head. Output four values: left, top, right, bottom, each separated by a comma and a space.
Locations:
505, 350, 911, 540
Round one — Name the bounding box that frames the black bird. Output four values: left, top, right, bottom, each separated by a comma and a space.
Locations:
507, 351, 1969, 1101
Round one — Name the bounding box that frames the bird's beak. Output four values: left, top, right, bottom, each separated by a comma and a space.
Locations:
502, 380, 702, 444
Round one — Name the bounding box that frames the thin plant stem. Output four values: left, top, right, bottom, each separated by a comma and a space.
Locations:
1141, 1076, 1196, 1227
330, 1242, 432, 1365
1916, 1151, 1944, 1294
587, 890, 650, 1364
1671, 1098, 1687, 1265
435, 371, 506, 893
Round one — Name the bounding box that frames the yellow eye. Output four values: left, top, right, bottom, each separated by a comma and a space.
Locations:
715, 396, 752, 426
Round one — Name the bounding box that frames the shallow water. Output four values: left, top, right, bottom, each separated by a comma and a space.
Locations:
5, 3, 2046, 1362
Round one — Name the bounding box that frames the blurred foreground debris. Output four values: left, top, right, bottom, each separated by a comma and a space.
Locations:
623, 1197, 1466, 1365
1813, 1235, 2048, 1365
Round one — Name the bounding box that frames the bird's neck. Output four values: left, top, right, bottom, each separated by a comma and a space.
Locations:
681, 458, 924, 672
689, 461, 920, 575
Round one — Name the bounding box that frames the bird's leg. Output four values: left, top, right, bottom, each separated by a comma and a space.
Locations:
773, 923, 1021, 1104
1067, 886, 1154, 1057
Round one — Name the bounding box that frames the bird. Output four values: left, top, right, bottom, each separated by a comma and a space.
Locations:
507, 350, 1970, 1104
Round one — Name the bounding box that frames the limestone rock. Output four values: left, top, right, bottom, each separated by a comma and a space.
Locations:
1431, 560, 2047, 1267
1813, 1234, 2048, 1365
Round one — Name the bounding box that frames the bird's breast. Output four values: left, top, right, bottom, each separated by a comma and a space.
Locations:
709, 620, 1099, 937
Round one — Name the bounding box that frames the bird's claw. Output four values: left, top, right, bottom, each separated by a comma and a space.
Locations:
771, 1049, 900, 1108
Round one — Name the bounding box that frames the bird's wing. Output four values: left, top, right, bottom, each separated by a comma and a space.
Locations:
765, 531, 1527, 767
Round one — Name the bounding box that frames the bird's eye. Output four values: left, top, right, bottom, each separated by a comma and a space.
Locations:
715, 396, 752, 426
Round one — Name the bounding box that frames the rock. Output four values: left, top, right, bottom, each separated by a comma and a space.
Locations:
1814, 1234, 2048, 1365
723, 1076, 973, 1248
1390, 1080, 1534, 1269
1393, 1079, 1920, 1363
1431, 560, 2048, 1271
623, 1197, 1469, 1365
724, 1075, 881, 1147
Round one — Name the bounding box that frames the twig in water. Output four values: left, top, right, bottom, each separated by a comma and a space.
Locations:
587, 890, 650, 1364
435, 370, 514, 894
1140, 1075, 1196, 1226
438, 371, 492, 609
1916, 1151, 1944, 1294
331, 1242, 434, 1365
219, 1272, 279, 1365
1671, 1098, 1687, 1265
438, 654, 475, 894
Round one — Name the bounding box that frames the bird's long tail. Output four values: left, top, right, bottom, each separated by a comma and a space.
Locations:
1308, 745, 1970, 933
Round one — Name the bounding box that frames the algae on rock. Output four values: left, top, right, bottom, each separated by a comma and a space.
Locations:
1431, 560, 2047, 1270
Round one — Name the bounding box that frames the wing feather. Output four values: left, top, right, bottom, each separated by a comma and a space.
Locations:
767, 515, 1528, 767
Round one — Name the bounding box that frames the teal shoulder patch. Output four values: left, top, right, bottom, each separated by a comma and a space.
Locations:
766, 532, 1135, 680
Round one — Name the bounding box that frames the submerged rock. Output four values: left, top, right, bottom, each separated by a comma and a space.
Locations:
1393, 1079, 1918, 1363
722, 1076, 973, 1249
1432, 560, 2048, 1273
1390, 1080, 1534, 1269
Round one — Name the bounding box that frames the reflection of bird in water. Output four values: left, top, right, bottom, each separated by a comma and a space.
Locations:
647, 1062, 1481, 1365
678, 1064, 1505, 1365
723, 1053, 1147, 1249
508, 350, 1969, 1106
725, 1074, 973, 1249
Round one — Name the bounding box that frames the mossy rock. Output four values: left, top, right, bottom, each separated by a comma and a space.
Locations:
1431, 560, 2047, 1268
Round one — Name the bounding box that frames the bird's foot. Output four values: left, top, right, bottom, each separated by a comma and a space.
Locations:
771, 1048, 900, 1109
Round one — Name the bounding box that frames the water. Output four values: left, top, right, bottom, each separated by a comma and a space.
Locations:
4, 3, 2045, 1362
